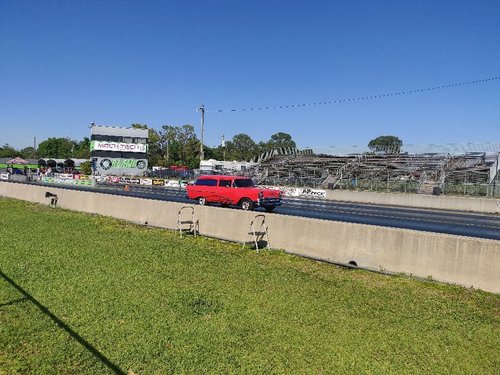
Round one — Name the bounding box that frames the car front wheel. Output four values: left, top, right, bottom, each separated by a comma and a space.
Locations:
240, 198, 253, 211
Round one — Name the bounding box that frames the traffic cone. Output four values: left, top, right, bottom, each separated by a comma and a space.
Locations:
124, 184, 130, 191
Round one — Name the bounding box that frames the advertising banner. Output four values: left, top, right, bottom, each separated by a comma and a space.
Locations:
90, 141, 148, 153
152, 179, 165, 186
41, 177, 92, 186
55, 173, 74, 179
165, 180, 181, 188
299, 188, 326, 198
93, 157, 148, 177
119, 177, 136, 184
260, 185, 326, 199
98, 158, 147, 170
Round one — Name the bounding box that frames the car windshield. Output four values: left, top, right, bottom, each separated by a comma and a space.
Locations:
234, 179, 254, 188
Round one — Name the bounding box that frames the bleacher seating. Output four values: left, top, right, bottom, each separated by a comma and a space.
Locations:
242, 150, 499, 195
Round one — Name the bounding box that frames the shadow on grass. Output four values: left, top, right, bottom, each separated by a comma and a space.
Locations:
0, 269, 125, 375
0, 296, 28, 308
242, 240, 269, 250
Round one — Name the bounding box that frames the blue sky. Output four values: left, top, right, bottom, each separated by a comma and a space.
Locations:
1, 0, 499, 150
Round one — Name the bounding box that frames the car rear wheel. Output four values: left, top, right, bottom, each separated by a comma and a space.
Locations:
198, 197, 207, 206
240, 198, 253, 211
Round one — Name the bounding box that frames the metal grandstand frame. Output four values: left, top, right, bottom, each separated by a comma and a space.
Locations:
242, 143, 500, 197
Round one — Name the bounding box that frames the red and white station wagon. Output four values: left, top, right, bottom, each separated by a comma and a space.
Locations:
186, 175, 282, 211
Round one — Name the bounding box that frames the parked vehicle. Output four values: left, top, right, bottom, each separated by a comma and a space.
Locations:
186, 175, 282, 211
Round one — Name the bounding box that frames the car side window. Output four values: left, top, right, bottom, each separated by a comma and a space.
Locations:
234, 179, 254, 188
219, 180, 231, 187
195, 179, 217, 186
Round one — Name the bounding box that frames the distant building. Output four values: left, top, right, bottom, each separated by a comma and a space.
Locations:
90, 125, 148, 176
200, 159, 257, 174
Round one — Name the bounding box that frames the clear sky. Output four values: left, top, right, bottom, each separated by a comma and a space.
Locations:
1, 0, 499, 150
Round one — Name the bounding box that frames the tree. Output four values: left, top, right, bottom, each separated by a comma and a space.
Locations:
37, 138, 76, 158
147, 128, 162, 166
257, 141, 268, 154
368, 135, 403, 154
73, 137, 90, 159
131, 123, 148, 130
267, 132, 296, 149
158, 124, 200, 168
230, 133, 259, 161
177, 125, 200, 168
80, 160, 92, 175
0, 144, 21, 158
257, 132, 297, 153
130, 124, 163, 166
20, 147, 36, 159
206, 145, 224, 161
159, 125, 180, 166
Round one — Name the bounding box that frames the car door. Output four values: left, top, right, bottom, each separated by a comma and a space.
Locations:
217, 178, 233, 204
190, 178, 217, 201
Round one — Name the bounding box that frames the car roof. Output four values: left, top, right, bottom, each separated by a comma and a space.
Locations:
198, 175, 249, 179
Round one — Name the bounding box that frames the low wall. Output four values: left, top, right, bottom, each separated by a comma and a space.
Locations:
325, 190, 500, 214
7, 175, 28, 182
1, 181, 499, 294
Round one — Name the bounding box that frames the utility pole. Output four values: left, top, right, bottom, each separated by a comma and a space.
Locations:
221, 134, 226, 161
197, 104, 205, 161
166, 138, 169, 165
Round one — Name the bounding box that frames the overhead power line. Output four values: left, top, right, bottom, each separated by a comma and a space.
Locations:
205, 75, 500, 113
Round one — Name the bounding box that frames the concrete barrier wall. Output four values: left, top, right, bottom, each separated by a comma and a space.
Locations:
2, 182, 499, 294
325, 190, 500, 214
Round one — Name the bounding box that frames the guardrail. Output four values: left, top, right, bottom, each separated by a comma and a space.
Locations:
325, 190, 500, 214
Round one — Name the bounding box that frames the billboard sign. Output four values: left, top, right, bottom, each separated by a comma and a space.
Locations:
90, 141, 148, 153
93, 157, 148, 176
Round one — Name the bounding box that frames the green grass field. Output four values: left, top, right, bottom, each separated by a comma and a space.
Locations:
0, 197, 499, 374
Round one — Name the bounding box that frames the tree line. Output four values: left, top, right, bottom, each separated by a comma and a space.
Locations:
0, 138, 91, 160
132, 124, 297, 168
1, 124, 402, 169
0, 124, 297, 169
133, 124, 296, 169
